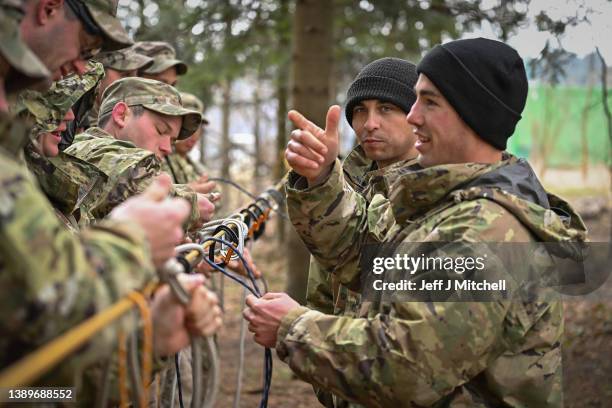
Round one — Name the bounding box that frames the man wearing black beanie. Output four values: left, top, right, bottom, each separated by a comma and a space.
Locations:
244, 57, 421, 408
247, 39, 585, 408
344, 57, 419, 168
409, 37, 528, 167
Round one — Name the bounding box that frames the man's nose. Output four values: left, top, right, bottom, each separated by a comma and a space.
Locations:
406, 103, 422, 127
364, 112, 380, 131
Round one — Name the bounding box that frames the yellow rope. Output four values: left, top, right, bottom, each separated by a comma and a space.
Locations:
155, 375, 161, 408
117, 331, 129, 408
184, 233, 217, 264
126, 291, 153, 408
0, 282, 157, 388
0, 182, 283, 389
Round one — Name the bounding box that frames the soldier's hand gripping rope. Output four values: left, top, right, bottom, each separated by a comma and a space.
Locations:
163, 179, 286, 408
158, 257, 221, 408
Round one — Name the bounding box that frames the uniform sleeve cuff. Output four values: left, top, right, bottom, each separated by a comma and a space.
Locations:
286, 159, 342, 193
275, 306, 310, 359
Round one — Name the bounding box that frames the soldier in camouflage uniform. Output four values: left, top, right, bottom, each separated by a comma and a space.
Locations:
75, 45, 154, 129
244, 38, 587, 407
134, 40, 188, 86
63, 77, 216, 229
298, 57, 420, 407
1, 0, 222, 395
15, 61, 106, 230
162, 92, 212, 185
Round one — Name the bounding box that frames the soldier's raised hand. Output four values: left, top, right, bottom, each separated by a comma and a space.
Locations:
109, 174, 189, 268
286, 105, 341, 186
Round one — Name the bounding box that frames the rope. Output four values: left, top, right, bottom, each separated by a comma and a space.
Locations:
202, 337, 220, 408
0, 282, 157, 387
199, 237, 272, 408
208, 177, 258, 200
126, 291, 153, 408
0, 177, 286, 407
210, 176, 289, 220
118, 331, 129, 408
175, 353, 185, 408
233, 287, 248, 408
155, 375, 161, 408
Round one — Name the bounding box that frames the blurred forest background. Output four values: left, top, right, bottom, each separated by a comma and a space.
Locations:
116, 1, 610, 406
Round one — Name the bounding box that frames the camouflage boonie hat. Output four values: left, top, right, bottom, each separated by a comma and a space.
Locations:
72, 0, 133, 51
99, 77, 201, 139
0, 0, 50, 79
132, 41, 188, 75
16, 61, 104, 132
180, 92, 209, 125
94, 45, 153, 72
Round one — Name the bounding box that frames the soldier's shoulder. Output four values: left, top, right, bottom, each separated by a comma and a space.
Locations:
433, 197, 531, 242
68, 129, 157, 173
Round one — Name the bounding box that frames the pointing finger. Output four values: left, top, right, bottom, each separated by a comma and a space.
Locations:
288, 109, 324, 137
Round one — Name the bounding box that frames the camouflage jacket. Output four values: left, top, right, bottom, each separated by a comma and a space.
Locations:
0, 113, 156, 388
63, 127, 201, 229
24, 146, 108, 230
306, 146, 419, 408
282, 154, 587, 407
162, 152, 207, 185
83, 90, 100, 129
307, 146, 418, 317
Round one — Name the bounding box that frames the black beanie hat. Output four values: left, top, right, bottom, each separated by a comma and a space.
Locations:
345, 57, 418, 125
417, 38, 528, 150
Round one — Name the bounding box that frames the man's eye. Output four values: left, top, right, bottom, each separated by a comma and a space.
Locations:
425, 99, 437, 107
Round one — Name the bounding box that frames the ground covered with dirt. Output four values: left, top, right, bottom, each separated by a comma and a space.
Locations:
562, 210, 611, 407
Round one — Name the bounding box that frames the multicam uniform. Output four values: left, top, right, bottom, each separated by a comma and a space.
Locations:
162, 153, 208, 185
81, 46, 154, 129
62, 77, 203, 229
0, 112, 156, 386
25, 149, 107, 231
282, 154, 586, 407
161, 91, 209, 185
16, 62, 106, 230
306, 145, 417, 316
132, 41, 188, 78
305, 146, 418, 407
157, 91, 212, 408
0, 0, 158, 389
64, 127, 202, 229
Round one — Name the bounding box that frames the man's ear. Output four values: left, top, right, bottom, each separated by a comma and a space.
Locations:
111, 102, 129, 128
36, 0, 64, 25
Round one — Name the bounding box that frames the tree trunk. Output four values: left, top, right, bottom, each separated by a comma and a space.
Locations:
253, 78, 263, 193
221, 78, 232, 204
286, 0, 334, 304
275, 0, 290, 247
